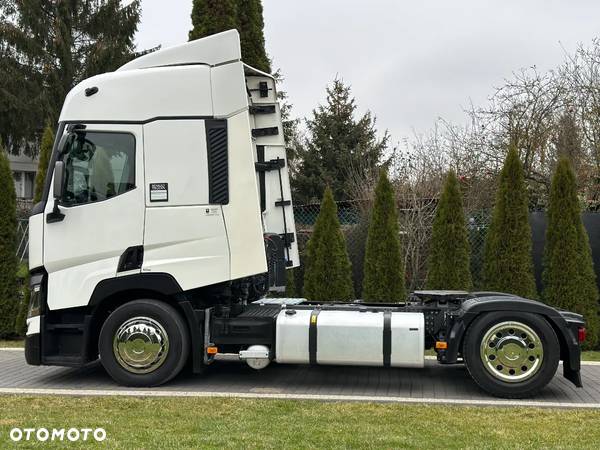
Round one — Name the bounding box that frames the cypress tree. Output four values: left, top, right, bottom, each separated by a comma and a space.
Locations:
188, 0, 271, 73
362, 171, 405, 302
33, 124, 54, 204
0, 144, 18, 338
543, 158, 599, 349
235, 0, 271, 72
303, 187, 354, 301
426, 171, 472, 290
14, 266, 29, 337
285, 268, 297, 297
483, 146, 537, 298
189, 0, 238, 41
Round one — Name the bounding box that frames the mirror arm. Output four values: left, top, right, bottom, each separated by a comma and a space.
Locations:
46, 199, 65, 224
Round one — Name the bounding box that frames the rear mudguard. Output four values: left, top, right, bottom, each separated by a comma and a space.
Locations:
443, 295, 584, 388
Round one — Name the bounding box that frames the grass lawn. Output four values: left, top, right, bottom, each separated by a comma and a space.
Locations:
582, 351, 600, 361
0, 396, 599, 449
0, 340, 24, 348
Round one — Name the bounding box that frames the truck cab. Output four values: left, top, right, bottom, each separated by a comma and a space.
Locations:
26, 30, 297, 370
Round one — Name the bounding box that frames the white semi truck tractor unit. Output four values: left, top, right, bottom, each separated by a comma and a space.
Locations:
25, 31, 586, 398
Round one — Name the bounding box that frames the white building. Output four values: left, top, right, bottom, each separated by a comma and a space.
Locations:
7, 150, 38, 200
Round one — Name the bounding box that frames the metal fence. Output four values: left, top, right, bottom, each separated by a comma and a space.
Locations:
292, 202, 492, 297
16, 219, 29, 264
13, 200, 600, 298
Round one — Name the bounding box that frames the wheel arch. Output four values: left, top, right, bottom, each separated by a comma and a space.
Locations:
445, 295, 582, 387
85, 273, 188, 361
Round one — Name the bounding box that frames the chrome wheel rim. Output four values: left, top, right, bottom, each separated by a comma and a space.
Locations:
113, 316, 169, 374
480, 321, 543, 383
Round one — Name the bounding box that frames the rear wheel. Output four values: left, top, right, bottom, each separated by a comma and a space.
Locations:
463, 312, 559, 398
99, 299, 190, 387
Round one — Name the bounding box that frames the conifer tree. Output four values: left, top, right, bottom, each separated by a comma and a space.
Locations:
0, 1, 141, 153
189, 0, 238, 41
14, 268, 29, 337
303, 187, 354, 301
293, 79, 389, 204
0, 144, 18, 338
285, 269, 297, 297
34, 124, 54, 204
188, 0, 270, 72
426, 171, 472, 290
543, 158, 599, 349
362, 171, 405, 302
235, 0, 271, 72
483, 146, 537, 298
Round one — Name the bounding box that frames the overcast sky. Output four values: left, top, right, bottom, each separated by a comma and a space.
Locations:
134, 0, 600, 144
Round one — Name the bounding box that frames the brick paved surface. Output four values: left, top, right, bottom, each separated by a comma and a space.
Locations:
2, 350, 600, 406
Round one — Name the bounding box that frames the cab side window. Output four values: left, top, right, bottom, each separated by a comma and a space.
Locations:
61, 132, 135, 206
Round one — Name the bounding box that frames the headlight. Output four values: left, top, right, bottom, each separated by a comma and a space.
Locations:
27, 284, 41, 318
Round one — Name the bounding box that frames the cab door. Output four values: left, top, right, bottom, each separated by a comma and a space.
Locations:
43, 124, 145, 311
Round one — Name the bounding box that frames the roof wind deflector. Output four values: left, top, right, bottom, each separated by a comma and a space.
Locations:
117, 29, 242, 72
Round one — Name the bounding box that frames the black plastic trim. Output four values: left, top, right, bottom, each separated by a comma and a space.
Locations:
250, 105, 276, 115
211, 316, 274, 346
309, 309, 320, 365
89, 273, 183, 306
117, 246, 144, 273
252, 127, 279, 137
383, 311, 392, 367
255, 158, 285, 172
259, 81, 269, 97
180, 301, 205, 374
257, 146, 266, 212
25, 334, 41, 365
205, 119, 229, 204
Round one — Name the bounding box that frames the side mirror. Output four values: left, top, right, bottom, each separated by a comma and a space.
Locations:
47, 161, 66, 223
53, 161, 65, 200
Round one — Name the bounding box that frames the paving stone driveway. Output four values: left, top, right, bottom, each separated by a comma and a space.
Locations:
1, 350, 600, 407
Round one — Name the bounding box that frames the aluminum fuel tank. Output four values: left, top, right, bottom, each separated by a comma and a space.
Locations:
275, 308, 424, 367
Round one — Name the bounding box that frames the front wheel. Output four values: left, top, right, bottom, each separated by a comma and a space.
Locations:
99, 299, 190, 387
463, 312, 559, 398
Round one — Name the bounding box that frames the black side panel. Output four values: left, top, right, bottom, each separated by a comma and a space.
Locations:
89, 273, 182, 306
205, 119, 229, 204
211, 317, 274, 346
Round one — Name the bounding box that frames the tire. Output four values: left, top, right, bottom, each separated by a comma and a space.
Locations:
463, 311, 559, 398
99, 299, 190, 387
